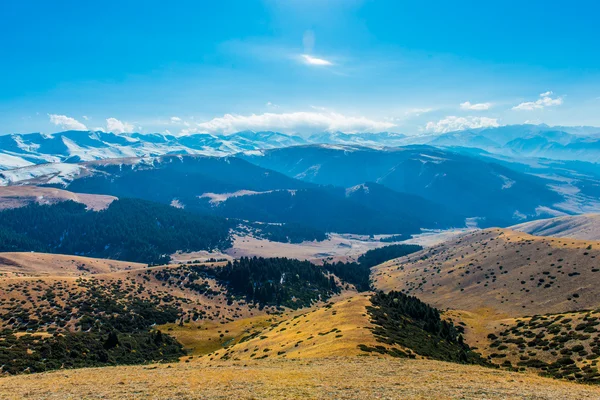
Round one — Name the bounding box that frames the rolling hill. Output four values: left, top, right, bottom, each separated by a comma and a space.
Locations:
372, 228, 600, 316
512, 214, 600, 241
372, 228, 600, 381
0, 185, 116, 211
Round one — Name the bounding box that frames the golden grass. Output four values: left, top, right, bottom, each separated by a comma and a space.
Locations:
1, 357, 599, 399
205, 294, 389, 361
372, 228, 600, 317
159, 314, 275, 356
0, 252, 145, 277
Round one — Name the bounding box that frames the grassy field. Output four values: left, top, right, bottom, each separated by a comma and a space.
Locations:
1, 357, 600, 399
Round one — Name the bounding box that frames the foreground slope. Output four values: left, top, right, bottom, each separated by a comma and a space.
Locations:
372, 228, 600, 316
1, 357, 599, 400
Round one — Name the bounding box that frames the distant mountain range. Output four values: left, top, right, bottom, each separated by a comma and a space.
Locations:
2, 124, 597, 172
427, 124, 600, 162
0, 145, 588, 231
0, 129, 407, 171
240, 145, 564, 226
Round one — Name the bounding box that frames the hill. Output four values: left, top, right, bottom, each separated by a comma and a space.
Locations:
372, 228, 600, 316
372, 228, 600, 381
0, 185, 116, 211
0, 252, 145, 277
512, 214, 600, 240
0, 199, 232, 264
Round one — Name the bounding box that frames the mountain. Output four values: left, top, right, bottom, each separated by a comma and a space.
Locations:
344, 181, 463, 229
511, 213, 600, 240
0, 154, 462, 236
0, 130, 406, 171
240, 145, 564, 226
1, 125, 599, 172
0, 185, 116, 211
426, 124, 600, 162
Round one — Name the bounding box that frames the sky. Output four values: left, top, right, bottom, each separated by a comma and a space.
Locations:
1, 0, 600, 136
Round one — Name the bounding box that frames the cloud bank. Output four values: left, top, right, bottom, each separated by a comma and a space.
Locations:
460, 101, 492, 111
424, 116, 500, 133
195, 111, 395, 135
513, 91, 563, 111
48, 114, 88, 131
105, 118, 135, 134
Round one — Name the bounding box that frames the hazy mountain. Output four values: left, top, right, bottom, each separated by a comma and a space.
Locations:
240, 144, 564, 226
426, 124, 600, 162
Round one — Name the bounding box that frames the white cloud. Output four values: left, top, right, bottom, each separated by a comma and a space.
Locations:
460, 101, 492, 111
195, 111, 395, 135
301, 54, 332, 66
512, 91, 563, 111
170, 116, 182, 123
424, 116, 500, 133
405, 108, 433, 117
48, 114, 88, 131
106, 117, 135, 134
82, 115, 89, 121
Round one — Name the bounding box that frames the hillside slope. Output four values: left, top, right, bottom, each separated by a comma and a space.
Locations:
512, 214, 600, 240
372, 228, 600, 317
0, 252, 144, 277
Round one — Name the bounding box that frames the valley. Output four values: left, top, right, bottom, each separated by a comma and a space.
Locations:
5, 3, 600, 397
0, 126, 599, 397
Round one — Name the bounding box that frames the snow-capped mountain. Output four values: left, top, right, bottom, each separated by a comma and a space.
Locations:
1, 124, 600, 172
0, 130, 402, 171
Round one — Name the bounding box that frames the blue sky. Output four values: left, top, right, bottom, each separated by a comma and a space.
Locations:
1, 0, 600, 136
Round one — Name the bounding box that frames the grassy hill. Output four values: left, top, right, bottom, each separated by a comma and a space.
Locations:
372, 228, 600, 316
371, 228, 600, 382
512, 214, 600, 241
0, 185, 116, 211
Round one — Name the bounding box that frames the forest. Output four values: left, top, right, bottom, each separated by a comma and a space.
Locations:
362, 291, 486, 364
324, 244, 423, 291
192, 256, 339, 309
0, 199, 232, 264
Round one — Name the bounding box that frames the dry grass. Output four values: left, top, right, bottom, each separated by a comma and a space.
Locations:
372, 228, 600, 317
512, 213, 600, 241
160, 314, 275, 356
0, 185, 116, 211
224, 233, 401, 264
0, 252, 145, 277
1, 357, 599, 399
207, 294, 387, 361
